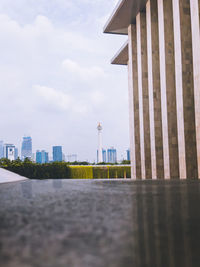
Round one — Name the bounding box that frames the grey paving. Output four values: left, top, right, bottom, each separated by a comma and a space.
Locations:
0, 179, 200, 267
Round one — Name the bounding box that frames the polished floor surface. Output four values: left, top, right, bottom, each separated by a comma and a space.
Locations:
0, 179, 200, 267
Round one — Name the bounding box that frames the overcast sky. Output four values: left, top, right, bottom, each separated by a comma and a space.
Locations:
0, 0, 129, 162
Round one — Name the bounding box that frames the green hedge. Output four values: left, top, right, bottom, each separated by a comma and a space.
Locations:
109, 166, 131, 178
93, 166, 109, 179
69, 166, 93, 179
0, 158, 131, 179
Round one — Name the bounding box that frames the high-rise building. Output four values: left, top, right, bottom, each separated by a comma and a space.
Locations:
4, 144, 16, 161
97, 149, 106, 163
53, 146, 62, 162
36, 150, 42, 164
102, 149, 106, 162
127, 149, 130, 161
21, 136, 32, 161
0, 141, 4, 159
36, 150, 49, 164
107, 147, 117, 163
14, 148, 19, 160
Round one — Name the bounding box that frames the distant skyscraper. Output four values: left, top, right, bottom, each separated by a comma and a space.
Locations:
4, 144, 15, 161
97, 122, 103, 163
127, 149, 130, 161
97, 149, 106, 163
53, 146, 62, 162
107, 147, 117, 163
0, 141, 4, 159
14, 148, 19, 160
102, 149, 106, 162
21, 136, 32, 160
36, 150, 49, 164
36, 150, 42, 164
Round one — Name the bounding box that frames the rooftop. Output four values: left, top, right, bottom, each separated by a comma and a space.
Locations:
111, 40, 128, 65
104, 0, 148, 34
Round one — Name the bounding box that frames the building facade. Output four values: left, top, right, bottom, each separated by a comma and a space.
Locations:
127, 149, 130, 161
97, 149, 107, 163
107, 147, 117, 163
53, 146, 62, 162
14, 148, 18, 160
36, 150, 49, 164
4, 144, 16, 161
21, 136, 32, 161
102, 149, 106, 163
104, 0, 200, 179
0, 141, 3, 159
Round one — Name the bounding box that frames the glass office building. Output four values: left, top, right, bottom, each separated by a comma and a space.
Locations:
53, 146, 62, 162
36, 150, 49, 164
21, 136, 32, 160
107, 147, 117, 163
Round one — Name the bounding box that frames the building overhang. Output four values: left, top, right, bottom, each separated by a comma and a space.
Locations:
111, 40, 128, 65
104, 0, 147, 34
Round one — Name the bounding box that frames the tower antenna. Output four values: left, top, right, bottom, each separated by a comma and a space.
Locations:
97, 122, 103, 163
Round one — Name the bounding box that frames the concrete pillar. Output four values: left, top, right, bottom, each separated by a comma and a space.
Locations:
128, 61, 136, 179
157, 0, 179, 179
146, 0, 164, 179
190, 0, 200, 178
173, 0, 198, 179
128, 24, 141, 179
136, 13, 152, 179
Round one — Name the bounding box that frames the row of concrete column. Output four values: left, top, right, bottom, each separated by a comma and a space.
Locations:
128, 0, 200, 179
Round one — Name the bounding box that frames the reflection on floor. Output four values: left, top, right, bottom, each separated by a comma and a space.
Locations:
0, 179, 200, 267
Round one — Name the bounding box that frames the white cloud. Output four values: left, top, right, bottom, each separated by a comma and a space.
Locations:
0, 1, 129, 161
62, 59, 105, 82
90, 90, 105, 105
35, 85, 72, 111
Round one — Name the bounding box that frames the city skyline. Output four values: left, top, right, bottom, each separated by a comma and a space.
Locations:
0, 0, 129, 162
0, 135, 129, 163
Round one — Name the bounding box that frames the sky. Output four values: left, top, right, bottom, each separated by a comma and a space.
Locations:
0, 0, 129, 162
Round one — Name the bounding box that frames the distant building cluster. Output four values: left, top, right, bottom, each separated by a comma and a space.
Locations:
0, 142, 19, 161
96, 122, 130, 164
97, 147, 117, 163
97, 147, 130, 164
0, 137, 70, 164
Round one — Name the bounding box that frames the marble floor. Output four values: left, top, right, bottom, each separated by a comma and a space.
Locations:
0, 179, 200, 267
0, 168, 27, 184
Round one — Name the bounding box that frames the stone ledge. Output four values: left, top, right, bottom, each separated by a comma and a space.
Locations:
0, 168, 27, 184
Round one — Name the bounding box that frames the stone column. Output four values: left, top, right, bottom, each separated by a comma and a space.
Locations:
128, 61, 136, 179
128, 24, 141, 179
190, 0, 200, 178
136, 13, 152, 179
173, 0, 198, 179
157, 0, 179, 179
146, 0, 164, 179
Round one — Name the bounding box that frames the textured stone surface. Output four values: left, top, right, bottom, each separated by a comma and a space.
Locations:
0, 168, 27, 184
146, 0, 164, 179
0, 179, 200, 267
128, 24, 141, 179
137, 12, 152, 179
190, 0, 200, 178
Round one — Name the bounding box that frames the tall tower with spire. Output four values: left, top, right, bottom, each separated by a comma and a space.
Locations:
97, 122, 103, 163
